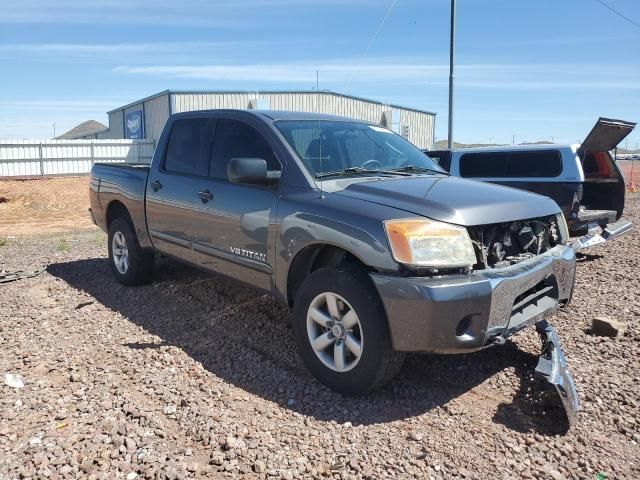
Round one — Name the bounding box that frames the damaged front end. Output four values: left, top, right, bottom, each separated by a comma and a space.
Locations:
469, 216, 580, 426
535, 320, 580, 427
467, 214, 566, 270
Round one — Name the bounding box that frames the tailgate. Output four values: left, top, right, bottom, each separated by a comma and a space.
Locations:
578, 117, 636, 154
577, 118, 635, 219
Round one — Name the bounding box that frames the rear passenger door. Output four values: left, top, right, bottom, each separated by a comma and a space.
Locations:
145, 116, 215, 262
190, 116, 282, 291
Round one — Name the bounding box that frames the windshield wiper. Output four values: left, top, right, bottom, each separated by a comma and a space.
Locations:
389, 165, 449, 175
314, 166, 403, 179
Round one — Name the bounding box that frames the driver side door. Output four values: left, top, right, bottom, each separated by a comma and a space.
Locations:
190, 116, 282, 291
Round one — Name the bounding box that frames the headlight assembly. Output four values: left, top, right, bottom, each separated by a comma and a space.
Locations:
383, 218, 477, 269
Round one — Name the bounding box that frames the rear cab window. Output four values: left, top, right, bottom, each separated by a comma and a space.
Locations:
164, 118, 216, 176
460, 150, 562, 178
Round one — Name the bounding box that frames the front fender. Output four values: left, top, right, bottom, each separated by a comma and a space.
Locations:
274, 192, 406, 300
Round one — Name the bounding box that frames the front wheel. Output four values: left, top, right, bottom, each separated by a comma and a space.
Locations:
108, 217, 154, 286
292, 266, 405, 395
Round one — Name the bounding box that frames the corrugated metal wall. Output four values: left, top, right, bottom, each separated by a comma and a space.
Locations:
144, 94, 170, 142
107, 111, 124, 138
399, 109, 434, 151
0, 139, 154, 177
109, 92, 435, 149
173, 92, 254, 112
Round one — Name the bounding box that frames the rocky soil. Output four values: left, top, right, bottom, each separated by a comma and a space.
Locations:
1, 196, 639, 479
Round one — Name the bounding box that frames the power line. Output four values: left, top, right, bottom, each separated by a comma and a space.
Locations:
344, 0, 399, 93
595, 0, 640, 30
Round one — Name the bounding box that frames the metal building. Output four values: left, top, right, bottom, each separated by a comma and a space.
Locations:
97, 90, 436, 149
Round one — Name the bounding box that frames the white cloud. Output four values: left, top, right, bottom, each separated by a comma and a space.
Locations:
0, 41, 273, 56
1, 0, 370, 25
113, 61, 640, 91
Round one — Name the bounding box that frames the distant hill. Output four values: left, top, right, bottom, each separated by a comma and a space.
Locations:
433, 139, 557, 149
55, 120, 107, 139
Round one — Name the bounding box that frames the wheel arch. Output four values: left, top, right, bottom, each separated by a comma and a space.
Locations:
105, 200, 131, 229
286, 242, 371, 308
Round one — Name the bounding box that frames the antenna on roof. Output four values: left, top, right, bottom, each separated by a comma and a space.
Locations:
345, 0, 398, 93
317, 77, 323, 199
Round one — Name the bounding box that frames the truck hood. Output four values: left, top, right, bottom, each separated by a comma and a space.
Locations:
334, 175, 561, 226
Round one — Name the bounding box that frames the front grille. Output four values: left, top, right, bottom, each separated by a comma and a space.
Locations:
468, 215, 562, 269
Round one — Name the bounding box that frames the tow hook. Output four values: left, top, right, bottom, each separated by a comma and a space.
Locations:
488, 334, 506, 347
534, 320, 580, 426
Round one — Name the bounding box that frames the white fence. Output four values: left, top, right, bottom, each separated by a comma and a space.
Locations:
0, 139, 155, 178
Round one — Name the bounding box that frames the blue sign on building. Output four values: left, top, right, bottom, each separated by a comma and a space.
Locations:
125, 110, 144, 139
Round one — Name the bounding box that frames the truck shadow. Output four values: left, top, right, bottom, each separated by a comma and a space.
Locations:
48, 257, 569, 435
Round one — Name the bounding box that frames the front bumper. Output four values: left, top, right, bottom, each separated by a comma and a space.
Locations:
572, 217, 633, 250
370, 244, 576, 353
535, 320, 579, 426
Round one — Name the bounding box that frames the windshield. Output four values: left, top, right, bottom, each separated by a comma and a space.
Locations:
275, 120, 444, 177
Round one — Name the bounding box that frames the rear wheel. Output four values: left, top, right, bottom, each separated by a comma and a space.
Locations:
292, 266, 404, 395
108, 217, 154, 286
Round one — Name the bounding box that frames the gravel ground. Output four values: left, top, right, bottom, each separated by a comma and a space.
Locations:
1, 196, 639, 480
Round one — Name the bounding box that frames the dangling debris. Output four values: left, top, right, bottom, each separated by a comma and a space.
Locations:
0, 268, 46, 284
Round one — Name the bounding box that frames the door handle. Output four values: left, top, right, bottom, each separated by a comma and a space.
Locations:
197, 189, 214, 203
151, 180, 162, 192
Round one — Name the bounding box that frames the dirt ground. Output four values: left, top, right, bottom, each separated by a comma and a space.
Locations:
0, 180, 639, 479
0, 177, 96, 237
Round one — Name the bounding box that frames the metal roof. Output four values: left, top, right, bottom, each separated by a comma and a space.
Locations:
172, 109, 371, 123
256, 110, 367, 122
107, 89, 437, 116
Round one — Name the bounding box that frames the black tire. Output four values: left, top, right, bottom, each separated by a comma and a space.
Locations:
292, 265, 405, 395
107, 216, 154, 286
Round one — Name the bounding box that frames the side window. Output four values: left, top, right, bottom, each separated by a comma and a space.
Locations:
459, 152, 508, 177
459, 150, 562, 178
164, 118, 215, 176
211, 119, 280, 179
506, 150, 562, 177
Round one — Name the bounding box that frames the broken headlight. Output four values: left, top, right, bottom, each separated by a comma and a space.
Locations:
384, 218, 477, 269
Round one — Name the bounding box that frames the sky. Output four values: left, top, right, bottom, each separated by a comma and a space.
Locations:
0, 0, 639, 147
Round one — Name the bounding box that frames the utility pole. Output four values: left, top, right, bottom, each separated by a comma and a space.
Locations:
53, 122, 56, 138
447, 0, 456, 149
512, 134, 515, 145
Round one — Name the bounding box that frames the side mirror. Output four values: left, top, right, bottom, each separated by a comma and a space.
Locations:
227, 158, 280, 185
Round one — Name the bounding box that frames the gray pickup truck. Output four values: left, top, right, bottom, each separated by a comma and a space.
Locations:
90, 110, 578, 421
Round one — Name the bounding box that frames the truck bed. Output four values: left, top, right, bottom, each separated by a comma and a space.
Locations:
89, 162, 151, 247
